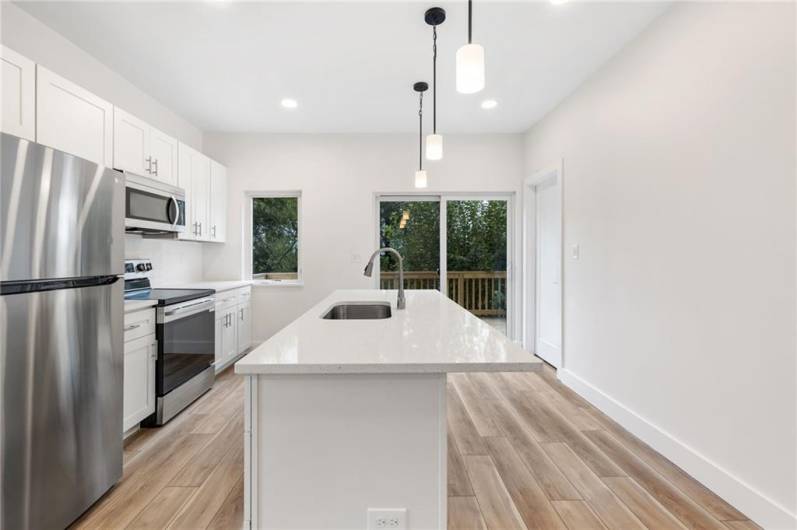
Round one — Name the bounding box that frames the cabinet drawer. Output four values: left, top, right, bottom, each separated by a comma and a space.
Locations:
215, 291, 238, 313
124, 308, 156, 343
237, 286, 251, 304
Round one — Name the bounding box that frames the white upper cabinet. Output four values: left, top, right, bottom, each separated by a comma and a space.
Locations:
113, 107, 149, 176
113, 107, 178, 185
149, 127, 178, 185
36, 65, 113, 166
1, 45, 35, 141
178, 142, 211, 241
209, 160, 227, 242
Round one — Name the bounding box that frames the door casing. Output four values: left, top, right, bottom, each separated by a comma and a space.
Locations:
522, 161, 564, 367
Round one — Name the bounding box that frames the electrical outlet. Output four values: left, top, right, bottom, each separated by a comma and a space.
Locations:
367, 508, 407, 530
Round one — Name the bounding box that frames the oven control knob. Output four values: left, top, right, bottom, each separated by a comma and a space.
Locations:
136, 263, 147, 271
146, 263, 153, 270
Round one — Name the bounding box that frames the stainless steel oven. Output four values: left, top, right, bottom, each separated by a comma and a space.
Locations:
145, 296, 215, 425
125, 174, 185, 234
158, 297, 215, 394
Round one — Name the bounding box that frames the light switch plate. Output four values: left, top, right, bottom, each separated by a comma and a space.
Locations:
367, 508, 407, 530
571, 244, 580, 260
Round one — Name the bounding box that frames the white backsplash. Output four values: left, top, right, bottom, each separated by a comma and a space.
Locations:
125, 235, 203, 286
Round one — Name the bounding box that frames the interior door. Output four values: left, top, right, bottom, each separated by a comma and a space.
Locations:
535, 176, 562, 367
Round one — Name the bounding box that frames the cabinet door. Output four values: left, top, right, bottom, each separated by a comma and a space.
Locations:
113, 107, 149, 176
123, 335, 156, 432
222, 310, 238, 361
215, 315, 225, 372
209, 160, 227, 242
1, 45, 35, 141
237, 301, 251, 354
177, 143, 195, 240
36, 65, 113, 166
193, 152, 211, 241
150, 127, 178, 185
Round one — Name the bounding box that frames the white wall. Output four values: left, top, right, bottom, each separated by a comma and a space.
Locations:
524, 3, 796, 528
202, 133, 525, 341
0, 2, 202, 150
124, 235, 204, 286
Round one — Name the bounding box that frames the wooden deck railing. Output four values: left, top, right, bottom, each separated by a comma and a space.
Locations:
380, 271, 506, 316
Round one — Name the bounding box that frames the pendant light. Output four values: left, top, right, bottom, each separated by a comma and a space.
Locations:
425, 7, 446, 161
413, 81, 429, 188
456, 0, 485, 94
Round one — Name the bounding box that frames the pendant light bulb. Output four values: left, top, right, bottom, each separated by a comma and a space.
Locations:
457, 0, 484, 94
414, 170, 429, 188
456, 43, 485, 94
426, 134, 443, 161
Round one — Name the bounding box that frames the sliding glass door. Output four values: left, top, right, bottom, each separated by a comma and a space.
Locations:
377, 194, 512, 336
445, 199, 508, 335
378, 198, 440, 290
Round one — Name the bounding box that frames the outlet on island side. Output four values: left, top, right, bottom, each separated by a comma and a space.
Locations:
367, 508, 407, 530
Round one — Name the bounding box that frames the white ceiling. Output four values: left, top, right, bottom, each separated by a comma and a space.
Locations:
19, 1, 669, 133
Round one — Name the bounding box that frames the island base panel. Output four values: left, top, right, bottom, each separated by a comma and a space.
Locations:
245, 373, 447, 529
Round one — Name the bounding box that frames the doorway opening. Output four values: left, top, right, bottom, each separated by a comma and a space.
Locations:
376, 194, 514, 337
523, 163, 563, 368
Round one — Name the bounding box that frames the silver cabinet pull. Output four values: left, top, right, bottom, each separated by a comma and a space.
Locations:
199, 222, 202, 237
124, 323, 142, 332
212, 225, 217, 238
240, 308, 244, 321
145, 156, 152, 173
152, 158, 159, 176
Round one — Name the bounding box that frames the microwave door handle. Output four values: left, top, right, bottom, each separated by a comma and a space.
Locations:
168, 196, 178, 227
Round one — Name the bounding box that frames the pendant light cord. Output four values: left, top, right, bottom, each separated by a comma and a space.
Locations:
418, 91, 424, 171
432, 26, 438, 134
468, 0, 472, 44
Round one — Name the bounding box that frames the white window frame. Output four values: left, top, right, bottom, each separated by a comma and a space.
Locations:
244, 190, 304, 287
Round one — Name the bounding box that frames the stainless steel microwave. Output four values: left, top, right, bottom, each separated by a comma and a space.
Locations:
124, 174, 186, 234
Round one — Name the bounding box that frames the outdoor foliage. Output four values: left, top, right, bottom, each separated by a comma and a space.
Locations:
252, 197, 298, 275
379, 200, 506, 272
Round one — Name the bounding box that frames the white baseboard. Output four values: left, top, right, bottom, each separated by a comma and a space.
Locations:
558, 368, 797, 530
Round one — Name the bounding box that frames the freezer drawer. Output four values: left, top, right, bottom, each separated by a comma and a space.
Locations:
1, 279, 124, 530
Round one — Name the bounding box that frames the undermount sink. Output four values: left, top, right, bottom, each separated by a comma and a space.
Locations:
322, 302, 392, 320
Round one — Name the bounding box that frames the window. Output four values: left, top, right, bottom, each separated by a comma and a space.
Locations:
248, 192, 301, 283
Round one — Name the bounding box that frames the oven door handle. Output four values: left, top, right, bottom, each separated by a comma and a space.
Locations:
161, 298, 215, 323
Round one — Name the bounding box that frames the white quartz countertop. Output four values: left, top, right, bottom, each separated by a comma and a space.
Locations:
124, 299, 157, 313
235, 289, 541, 375
157, 280, 252, 293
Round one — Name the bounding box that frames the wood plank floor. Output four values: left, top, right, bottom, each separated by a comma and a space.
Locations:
71, 364, 758, 529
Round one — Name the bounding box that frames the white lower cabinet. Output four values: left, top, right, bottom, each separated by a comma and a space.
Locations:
214, 286, 252, 372
123, 309, 157, 433
237, 297, 252, 354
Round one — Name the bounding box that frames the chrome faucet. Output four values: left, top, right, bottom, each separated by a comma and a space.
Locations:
363, 247, 406, 310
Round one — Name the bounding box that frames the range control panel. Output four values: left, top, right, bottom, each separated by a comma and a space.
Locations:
124, 259, 153, 280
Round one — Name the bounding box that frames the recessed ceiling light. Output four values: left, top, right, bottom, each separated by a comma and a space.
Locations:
550, 0, 569, 4
481, 99, 498, 110
280, 98, 298, 109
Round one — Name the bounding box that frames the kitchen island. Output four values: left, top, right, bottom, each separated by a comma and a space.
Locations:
235, 289, 540, 529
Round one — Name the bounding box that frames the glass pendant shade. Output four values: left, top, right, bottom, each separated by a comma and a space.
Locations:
414, 170, 428, 188
426, 134, 443, 161
456, 43, 485, 94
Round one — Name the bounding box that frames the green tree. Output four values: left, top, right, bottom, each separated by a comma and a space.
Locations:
252, 197, 298, 275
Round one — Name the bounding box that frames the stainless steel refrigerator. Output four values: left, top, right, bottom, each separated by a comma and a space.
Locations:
1, 133, 125, 529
